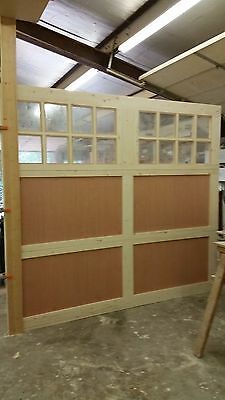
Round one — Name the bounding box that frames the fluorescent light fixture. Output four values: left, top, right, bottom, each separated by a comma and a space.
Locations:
119, 0, 204, 53
139, 31, 225, 80
65, 68, 98, 91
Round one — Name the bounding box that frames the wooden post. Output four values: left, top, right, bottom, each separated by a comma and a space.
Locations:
0, 16, 23, 334
193, 250, 225, 358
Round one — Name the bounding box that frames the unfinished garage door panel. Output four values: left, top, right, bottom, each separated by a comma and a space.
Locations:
16, 86, 219, 331
134, 238, 208, 294
21, 176, 122, 244
23, 247, 122, 317
134, 175, 209, 232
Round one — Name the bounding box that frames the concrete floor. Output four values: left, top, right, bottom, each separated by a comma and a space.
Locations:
1, 292, 225, 400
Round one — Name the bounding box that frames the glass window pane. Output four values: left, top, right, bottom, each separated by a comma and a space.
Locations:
45, 103, 67, 132
159, 114, 176, 137
17, 102, 41, 132
178, 115, 193, 138
18, 135, 42, 163
72, 138, 93, 164
96, 139, 116, 164
46, 136, 68, 163
139, 112, 156, 137
96, 108, 116, 134
196, 142, 210, 164
139, 140, 156, 163
197, 116, 210, 138
72, 106, 93, 134
159, 141, 175, 163
178, 142, 192, 164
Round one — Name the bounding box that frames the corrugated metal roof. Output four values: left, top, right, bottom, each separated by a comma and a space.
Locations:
16, 39, 76, 87
15, 0, 225, 113
118, 0, 225, 71
40, 0, 147, 45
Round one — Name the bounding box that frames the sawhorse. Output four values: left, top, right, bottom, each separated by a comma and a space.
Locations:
194, 242, 225, 358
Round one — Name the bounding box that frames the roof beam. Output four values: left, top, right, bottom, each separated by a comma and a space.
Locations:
16, 20, 184, 101
16, 21, 108, 70
50, 0, 159, 88
98, 0, 177, 53
51, 0, 174, 89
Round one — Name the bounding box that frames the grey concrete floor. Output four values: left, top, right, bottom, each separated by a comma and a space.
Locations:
1, 291, 225, 400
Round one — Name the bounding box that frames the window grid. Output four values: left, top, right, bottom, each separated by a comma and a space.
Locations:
17, 102, 212, 166
138, 111, 212, 165
17, 102, 118, 165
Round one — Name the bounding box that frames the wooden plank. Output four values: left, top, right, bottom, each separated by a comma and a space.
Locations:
21, 176, 122, 244
193, 253, 225, 358
134, 238, 208, 294
11, 66, 220, 332
0, 17, 23, 334
23, 282, 209, 331
134, 175, 209, 232
22, 247, 122, 317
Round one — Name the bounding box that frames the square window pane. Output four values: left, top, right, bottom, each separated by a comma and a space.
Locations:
139, 112, 156, 137
178, 142, 192, 164
196, 142, 210, 164
178, 115, 193, 138
46, 136, 68, 163
18, 135, 42, 163
72, 106, 93, 134
159, 114, 175, 137
96, 139, 116, 164
96, 108, 116, 134
72, 138, 93, 164
197, 116, 210, 138
139, 140, 156, 163
45, 103, 67, 132
159, 141, 175, 163
17, 102, 41, 132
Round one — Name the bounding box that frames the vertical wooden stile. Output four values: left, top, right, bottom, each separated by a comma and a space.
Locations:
0, 17, 23, 334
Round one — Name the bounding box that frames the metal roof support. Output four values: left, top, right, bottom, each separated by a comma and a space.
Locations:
51, 0, 163, 88
16, 20, 183, 101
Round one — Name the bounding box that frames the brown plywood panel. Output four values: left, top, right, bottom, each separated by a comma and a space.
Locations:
21, 177, 122, 244
23, 247, 122, 317
134, 238, 208, 294
134, 175, 209, 232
